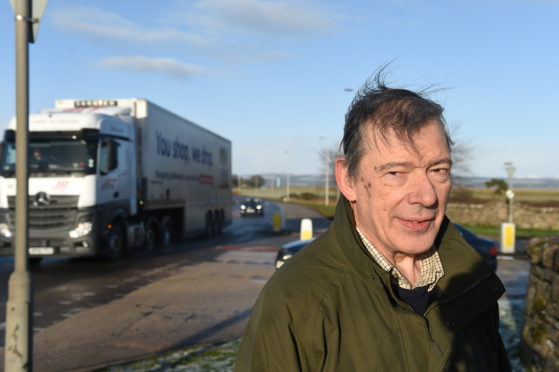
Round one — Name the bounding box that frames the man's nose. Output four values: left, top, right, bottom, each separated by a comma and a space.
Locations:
407, 173, 438, 207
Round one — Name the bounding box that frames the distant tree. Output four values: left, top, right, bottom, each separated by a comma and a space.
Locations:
317, 146, 339, 179
485, 178, 508, 195
449, 124, 475, 178
248, 175, 265, 188
447, 123, 478, 191
300, 192, 319, 200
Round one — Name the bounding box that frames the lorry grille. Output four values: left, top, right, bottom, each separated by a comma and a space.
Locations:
8, 195, 79, 229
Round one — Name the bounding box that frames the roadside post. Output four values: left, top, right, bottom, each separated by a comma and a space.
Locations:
5, 0, 48, 370
500, 162, 516, 255
272, 211, 285, 233
501, 222, 516, 254
300, 218, 313, 241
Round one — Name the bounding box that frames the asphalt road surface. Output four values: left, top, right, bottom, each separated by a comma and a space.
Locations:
0, 199, 329, 371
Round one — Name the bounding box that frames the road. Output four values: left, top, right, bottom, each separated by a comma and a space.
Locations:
0, 199, 329, 371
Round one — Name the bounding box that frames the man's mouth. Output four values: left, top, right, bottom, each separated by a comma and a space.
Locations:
398, 217, 435, 231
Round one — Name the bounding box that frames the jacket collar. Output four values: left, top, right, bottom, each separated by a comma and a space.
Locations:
329, 196, 504, 312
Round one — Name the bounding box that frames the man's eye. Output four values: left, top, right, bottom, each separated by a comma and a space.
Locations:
430, 168, 450, 176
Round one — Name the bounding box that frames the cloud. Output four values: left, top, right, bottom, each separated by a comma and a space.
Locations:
51, 6, 213, 48
188, 0, 339, 37
50, 4, 287, 63
96, 56, 210, 79
50, 1, 341, 65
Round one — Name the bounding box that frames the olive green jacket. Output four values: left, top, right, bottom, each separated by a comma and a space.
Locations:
235, 197, 511, 372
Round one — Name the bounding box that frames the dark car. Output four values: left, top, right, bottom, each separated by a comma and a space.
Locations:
274, 224, 497, 271
454, 223, 498, 272
240, 198, 264, 217
275, 238, 316, 269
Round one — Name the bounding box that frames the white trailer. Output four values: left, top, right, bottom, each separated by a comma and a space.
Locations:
0, 98, 232, 262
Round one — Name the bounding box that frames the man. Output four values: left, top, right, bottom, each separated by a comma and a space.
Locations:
235, 76, 510, 371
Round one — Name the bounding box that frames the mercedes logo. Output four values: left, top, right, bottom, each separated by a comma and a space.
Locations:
34, 192, 50, 207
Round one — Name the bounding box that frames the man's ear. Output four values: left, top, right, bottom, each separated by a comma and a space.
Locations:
335, 157, 357, 202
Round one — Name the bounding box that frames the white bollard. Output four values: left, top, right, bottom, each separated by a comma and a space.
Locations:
500, 222, 516, 254
300, 218, 313, 241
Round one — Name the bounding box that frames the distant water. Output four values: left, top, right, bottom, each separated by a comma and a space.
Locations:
249, 174, 559, 190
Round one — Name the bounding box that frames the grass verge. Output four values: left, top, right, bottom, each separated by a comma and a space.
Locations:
102, 339, 240, 372
462, 225, 559, 239
285, 199, 336, 219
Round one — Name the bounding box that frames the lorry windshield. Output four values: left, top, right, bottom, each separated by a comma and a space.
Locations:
0, 138, 98, 177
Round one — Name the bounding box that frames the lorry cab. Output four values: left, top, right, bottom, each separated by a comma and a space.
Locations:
0, 106, 137, 261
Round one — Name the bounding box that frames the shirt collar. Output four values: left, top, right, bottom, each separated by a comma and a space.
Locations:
356, 228, 444, 291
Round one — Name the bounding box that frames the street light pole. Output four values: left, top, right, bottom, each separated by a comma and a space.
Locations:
237, 174, 241, 194
285, 151, 290, 202
319, 137, 330, 206
324, 158, 329, 206
504, 161, 516, 223
501, 161, 516, 255
5, 0, 33, 370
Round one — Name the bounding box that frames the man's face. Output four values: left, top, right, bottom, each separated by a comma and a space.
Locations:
340, 120, 452, 259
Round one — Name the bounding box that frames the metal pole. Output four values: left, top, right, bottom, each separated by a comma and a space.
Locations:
285, 151, 290, 202
324, 154, 329, 206
505, 162, 515, 224
5, 0, 33, 370
508, 197, 513, 223
508, 173, 513, 223
286, 173, 290, 202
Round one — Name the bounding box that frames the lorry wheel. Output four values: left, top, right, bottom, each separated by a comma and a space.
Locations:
160, 216, 172, 249
215, 215, 223, 235
107, 224, 124, 262
145, 219, 158, 252
29, 257, 43, 266
206, 213, 215, 237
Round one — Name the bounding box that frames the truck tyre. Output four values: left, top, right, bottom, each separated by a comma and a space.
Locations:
145, 218, 159, 252
215, 211, 223, 235
160, 216, 172, 249
106, 224, 125, 262
29, 257, 43, 266
206, 213, 214, 237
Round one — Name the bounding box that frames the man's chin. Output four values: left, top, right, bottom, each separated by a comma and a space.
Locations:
395, 236, 437, 255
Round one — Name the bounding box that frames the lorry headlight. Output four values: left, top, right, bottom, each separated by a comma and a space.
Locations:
240, 205, 246, 210
69, 222, 92, 238
256, 205, 262, 209
0, 223, 12, 238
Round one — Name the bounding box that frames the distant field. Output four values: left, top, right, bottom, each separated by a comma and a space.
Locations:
452, 188, 559, 205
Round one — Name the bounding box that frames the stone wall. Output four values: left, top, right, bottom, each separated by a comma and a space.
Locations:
522, 236, 559, 371
446, 202, 559, 230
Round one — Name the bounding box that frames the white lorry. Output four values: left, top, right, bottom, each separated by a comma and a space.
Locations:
0, 98, 232, 262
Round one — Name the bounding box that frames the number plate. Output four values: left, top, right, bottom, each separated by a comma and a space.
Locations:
29, 247, 54, 255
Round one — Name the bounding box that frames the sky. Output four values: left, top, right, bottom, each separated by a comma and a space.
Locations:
0, 0, 558, 179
